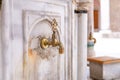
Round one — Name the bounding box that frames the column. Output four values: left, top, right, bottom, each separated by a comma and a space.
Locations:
74, 10, 88, 80
73, 0, 88, 80
88, 0, 94, 34
77, 10, 88, 80
1, 0, 12, 80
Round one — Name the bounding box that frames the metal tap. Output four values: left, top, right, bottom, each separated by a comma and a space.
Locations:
40, 19, 64, 54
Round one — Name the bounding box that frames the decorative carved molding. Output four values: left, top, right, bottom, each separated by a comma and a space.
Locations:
22, 1, 70, 79
23, 10, 63, 59
22, 10, 61, 40
72, 0, 91, 12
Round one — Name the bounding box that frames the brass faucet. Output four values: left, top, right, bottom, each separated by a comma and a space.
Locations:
88, 32, 96, 44
40, 19, 64, 54
40, 30, 64, 54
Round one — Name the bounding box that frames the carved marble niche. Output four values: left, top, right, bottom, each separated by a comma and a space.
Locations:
1, 0, 72, 80
24, 11, 63, 80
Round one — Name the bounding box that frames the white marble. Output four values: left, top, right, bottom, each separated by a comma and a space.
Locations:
72, 4, 78, 80
77, 13, 88, 80
0, 0, 91, 80
1, 0, 72, 80
89, 60, 120, 80
88, 0, 94, 33
72, 0, 89, 80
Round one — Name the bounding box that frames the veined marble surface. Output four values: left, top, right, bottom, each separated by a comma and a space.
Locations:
1, 0, 72, 80
0, 0, 91, 80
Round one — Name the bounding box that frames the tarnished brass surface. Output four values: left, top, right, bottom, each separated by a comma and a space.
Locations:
40, 19, 64, 54
40, 38, 49, 49
88, 32, 96, 44
59, 42, 64, 54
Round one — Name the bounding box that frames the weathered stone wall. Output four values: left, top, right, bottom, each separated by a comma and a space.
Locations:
110, 0, 120, 32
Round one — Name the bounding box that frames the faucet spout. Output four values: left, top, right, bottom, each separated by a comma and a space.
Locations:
51, 30, 64, 54
58, 42, 64, 54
